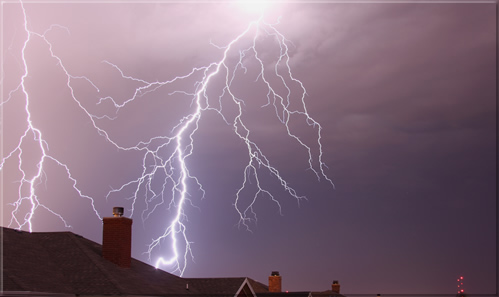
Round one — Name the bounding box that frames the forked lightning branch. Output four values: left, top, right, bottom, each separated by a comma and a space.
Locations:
1, 2, 333, 276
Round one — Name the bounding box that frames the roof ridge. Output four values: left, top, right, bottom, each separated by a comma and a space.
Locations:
65, 232, 123, 294
4, 228, 74, 235
238, 277, 257, 297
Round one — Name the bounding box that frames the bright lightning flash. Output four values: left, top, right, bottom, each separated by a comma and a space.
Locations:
2, 2, 333, 276
237, 0, 272, 15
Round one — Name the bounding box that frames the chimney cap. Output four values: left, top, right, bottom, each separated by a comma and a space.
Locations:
333, 280, 339, 284
271, 271, 280, 276
113, 207, 124, 217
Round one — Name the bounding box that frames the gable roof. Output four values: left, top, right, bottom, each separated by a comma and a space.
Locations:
310, 292, 344, 297
257, 292, 312, 297
247, 278, 269, 293
184, 277, 257, 297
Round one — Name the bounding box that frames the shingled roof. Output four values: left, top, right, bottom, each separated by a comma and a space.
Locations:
2, 227, 191, 295
257, 292, 311, 297
1, 226, 277, 296
1, 227, 344, 297
247, 278, 269, 293
184, 278, 260, 297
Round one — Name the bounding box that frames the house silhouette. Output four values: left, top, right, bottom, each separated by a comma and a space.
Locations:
1, 209, 344, 297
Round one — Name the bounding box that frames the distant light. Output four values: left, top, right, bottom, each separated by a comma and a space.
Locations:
461, 276, 464, 279
461, 289, 464, 292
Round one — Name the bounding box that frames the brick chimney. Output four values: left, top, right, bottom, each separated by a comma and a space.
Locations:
102, 207, 133, 268
332, 280, 340, 294
269, 271, 282, 292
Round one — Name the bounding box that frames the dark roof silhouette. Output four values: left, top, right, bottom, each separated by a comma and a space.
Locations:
257, 292, 311, 297
310, 292, 344, 297
2, 227, 343, 297
184, 278, 260, 296
1, 227, 259, 296
247, 278, 270, 293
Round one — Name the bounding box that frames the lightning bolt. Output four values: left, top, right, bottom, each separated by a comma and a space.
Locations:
2, 2, 333, 276
1, 2, 101, 232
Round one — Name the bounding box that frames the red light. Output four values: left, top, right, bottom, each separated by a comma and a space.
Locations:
461, 289, 464, 292
460, 277, 464, 279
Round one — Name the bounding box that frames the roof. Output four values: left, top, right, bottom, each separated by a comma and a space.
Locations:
2, 227, 189, 295
183, 277, 258, 297
1, 227, 344, 297
185, 277, 248, 294
0, 292, 75, 297
257, 292, 311, 297
0, 227, 250, 296
247, 278, 269, 293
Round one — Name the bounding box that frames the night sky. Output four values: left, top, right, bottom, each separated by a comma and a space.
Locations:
1, 1, 496, 295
